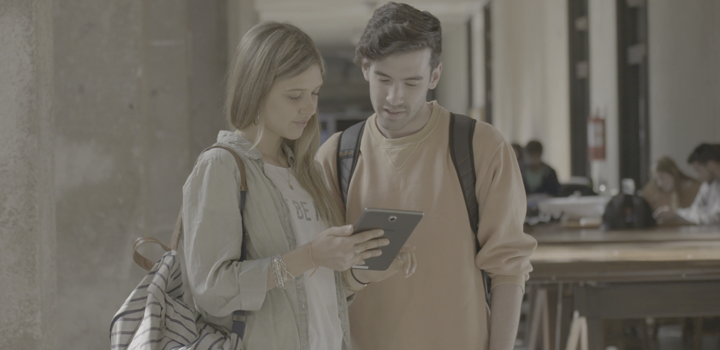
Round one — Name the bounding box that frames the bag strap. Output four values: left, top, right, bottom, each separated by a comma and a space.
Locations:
449, 113, 491, 303
133, 145, 250, 270
132, 237, 171, 271
169, 145, 248, 250
449, 114, 479, 246
336, 120, 366, 205
197, 145, 251, 339
130, 144, 251, 339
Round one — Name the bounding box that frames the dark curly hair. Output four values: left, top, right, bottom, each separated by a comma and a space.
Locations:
687, 143, 720, 164
355, 2, 442, 69
525, 140, 544, 157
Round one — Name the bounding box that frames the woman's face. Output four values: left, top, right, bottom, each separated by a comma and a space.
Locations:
259, 64, 323, 142
655, 171, 675, 192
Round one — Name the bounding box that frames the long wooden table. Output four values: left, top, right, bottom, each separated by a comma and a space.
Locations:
525, 224, 720, 350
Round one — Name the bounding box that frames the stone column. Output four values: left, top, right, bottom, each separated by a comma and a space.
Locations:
53, 1, 229, 348
0, 0, 56, 349
227, 0, 258, 62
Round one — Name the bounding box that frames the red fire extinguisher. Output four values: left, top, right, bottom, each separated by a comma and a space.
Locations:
588, 111, 606, 161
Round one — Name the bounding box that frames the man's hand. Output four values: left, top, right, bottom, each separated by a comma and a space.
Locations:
354, 245, 417, 283
653, 206, 690, 224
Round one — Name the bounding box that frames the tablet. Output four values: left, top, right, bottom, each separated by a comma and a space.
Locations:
351, 208, 424, 271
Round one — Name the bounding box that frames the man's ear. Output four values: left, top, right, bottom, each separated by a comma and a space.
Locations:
361, 59, 371, 81
428, 61, 443, 90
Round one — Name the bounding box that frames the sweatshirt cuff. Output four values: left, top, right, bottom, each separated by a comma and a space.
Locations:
346, 292, 357, 305
490, 274, 526, 293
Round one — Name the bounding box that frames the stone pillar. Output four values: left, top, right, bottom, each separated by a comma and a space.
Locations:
53, 1, 228, 348
53, 3, 148, 348
227, 0, 258, 62
189, 0, 230, 154
0, 0, 56, 349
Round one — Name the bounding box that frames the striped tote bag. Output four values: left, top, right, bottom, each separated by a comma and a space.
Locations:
110, 145, 249, 350
110, 244, 242, 350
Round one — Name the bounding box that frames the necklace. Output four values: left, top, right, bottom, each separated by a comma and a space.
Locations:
277, 165, 294, 190
237, 131, 293, 189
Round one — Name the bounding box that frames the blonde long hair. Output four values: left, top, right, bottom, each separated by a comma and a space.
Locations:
655, 156, 694, 190
225, 22, 342, 226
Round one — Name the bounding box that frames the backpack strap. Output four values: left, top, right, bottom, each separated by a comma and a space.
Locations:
132, 144, 251, 338
449, 114, 479, 241
449, 113, 491, 303
337, 120, 367, 204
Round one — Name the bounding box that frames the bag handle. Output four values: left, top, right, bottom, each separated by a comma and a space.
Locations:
133, 145, 248, 271
133, 237, 171, 271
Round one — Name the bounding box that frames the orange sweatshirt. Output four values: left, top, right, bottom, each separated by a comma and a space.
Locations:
316, 102, 537, 350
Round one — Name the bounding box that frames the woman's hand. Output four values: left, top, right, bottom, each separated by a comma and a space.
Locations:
310, 225, 389, 271
354, 244, 417, 283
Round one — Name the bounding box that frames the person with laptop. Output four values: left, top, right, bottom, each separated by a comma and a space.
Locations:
655, 143, 720, 225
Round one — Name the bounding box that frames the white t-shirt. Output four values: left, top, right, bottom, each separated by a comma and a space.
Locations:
677, 179, 720, 225
263, 163, 343, 350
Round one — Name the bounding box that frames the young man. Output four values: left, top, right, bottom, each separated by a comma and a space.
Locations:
316, 3, 537, 349
656, 143, 720, 225
522, 140, 561, 197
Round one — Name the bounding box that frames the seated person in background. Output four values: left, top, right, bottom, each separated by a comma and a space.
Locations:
641, 156, 701, 211
511, 143, 524, 166
521, 140, 560, 197
655, 144, 720, 225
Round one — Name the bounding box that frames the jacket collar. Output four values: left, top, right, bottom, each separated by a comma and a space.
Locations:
216, 130, 296, 166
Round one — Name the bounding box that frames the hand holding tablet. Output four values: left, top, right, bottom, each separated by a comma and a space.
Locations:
351, 208, 423, 271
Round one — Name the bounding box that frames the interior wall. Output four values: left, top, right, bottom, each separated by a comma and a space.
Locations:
436, 22, 470, 115
491, 0, 571, 181
648, 0, 720, 177
471, 11, 485, 111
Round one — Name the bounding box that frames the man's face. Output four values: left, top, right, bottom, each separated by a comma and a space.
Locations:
525, 152, 542, 169
655, 171, 676, 192
362, 49, 441, 135
706, 160, 720, 180
692, 162, 713, 182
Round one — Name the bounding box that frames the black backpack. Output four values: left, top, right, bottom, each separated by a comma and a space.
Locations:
601, 193, 657, 230
336, 113, 492, 302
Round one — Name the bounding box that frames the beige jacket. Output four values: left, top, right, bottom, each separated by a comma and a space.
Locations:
178, 131, 352, 350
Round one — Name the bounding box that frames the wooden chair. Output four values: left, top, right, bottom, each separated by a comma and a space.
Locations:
689, 317, 720, 350
565, 311, 589, 350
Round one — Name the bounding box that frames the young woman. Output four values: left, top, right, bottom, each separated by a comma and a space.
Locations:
642, 156, 701, 211
178, 22, 416, 350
